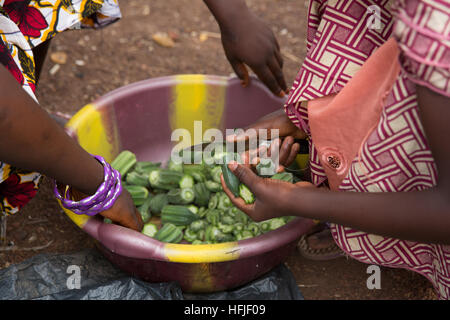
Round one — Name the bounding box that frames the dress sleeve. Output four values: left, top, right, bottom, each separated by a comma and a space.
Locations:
393, 0, 450, 97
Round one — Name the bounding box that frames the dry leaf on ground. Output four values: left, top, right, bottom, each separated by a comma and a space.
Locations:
50, 51, 67, 64
152, 32, 175, 48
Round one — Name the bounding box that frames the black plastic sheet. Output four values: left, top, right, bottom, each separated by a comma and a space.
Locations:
0, 248, 303, 300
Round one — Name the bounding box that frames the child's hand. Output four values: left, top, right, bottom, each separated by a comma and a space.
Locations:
238, 136, 300, 173
227, 109, 306, 143
71, 187, 143, 231
226, 109, 305, 169
204, 0, 286, 96
221, 162, 315, 222
99, 190, 144, 232
219, 12, 287, 97
272, 136, 301, 170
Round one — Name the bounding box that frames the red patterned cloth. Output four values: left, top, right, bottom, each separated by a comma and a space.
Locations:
394, 0, 450, 96
284, 0, 450, 299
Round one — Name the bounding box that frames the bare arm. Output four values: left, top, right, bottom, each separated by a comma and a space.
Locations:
0, 66, 143, 230
294, 85, 450, 244
0, 66, 104, 195
223, 85, 450, 244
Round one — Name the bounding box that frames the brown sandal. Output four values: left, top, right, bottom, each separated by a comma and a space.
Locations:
297, 223, 344, 261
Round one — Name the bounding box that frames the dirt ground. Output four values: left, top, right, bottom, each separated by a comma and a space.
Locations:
0, 0, 437, 300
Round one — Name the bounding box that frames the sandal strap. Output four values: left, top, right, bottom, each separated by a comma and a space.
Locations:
297, 235, 344, 260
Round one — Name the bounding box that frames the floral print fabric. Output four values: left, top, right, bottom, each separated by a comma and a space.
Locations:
0, 0, 121, 215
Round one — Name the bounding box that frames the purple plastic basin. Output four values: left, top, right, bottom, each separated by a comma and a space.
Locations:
64, 74, 314, 292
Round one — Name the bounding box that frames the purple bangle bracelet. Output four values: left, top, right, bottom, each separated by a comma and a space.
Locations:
70, 170, 122, 215
56, 155, 113, 207
53, 155, 123, 216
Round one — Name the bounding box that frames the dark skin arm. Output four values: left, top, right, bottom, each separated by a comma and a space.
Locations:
203, 0, 288, 97
222, 85, 450, 245
0, 66, 143, 231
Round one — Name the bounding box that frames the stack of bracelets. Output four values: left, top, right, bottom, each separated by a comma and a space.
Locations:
53, 155, 122, 216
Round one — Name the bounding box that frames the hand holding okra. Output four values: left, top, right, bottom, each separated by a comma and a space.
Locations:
70, 186, 143, 232
219, 132, 313, 222
221, 162, 315, 222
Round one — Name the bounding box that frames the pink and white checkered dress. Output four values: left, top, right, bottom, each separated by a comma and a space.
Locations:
284, 0, 450, 299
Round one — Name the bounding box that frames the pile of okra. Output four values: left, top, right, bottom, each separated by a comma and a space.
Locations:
107, 150, 300, 244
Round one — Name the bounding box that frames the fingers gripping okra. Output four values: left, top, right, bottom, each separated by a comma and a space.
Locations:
109, 150, 298, 244
221, 161, 240, 197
